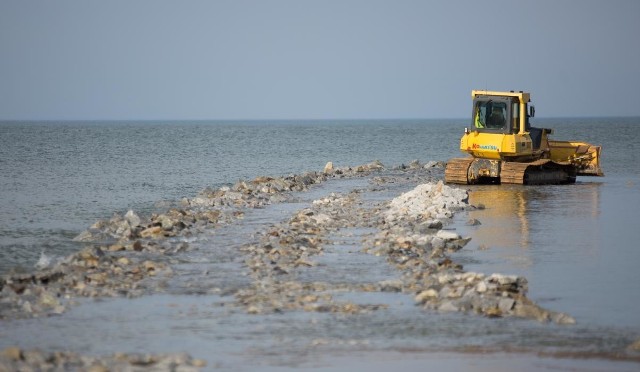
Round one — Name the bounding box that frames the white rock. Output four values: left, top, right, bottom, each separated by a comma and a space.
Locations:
124, 210, 141, 227
436, 230, 461, 240
476, 281, 488, 293
311, 213, 332, 225
489, 274, 519, 285
552, 312, 576, 325
323, 161, 334, 173
415, 289, 439, 303
437, 274, 453, 284
385, 181, 469, 223
22, 301, 32, 313
34, 249, 51, 270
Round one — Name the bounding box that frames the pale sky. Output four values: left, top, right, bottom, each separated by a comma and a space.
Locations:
1, 0, 638, 120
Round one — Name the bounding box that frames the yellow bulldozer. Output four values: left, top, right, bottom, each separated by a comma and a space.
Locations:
445, 90, 604, 185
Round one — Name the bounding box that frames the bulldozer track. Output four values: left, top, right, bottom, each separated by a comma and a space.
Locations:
444, 158, 474, 184
501, 159, 576, 185
499, 161, 533, 184
446, 158, 577, 185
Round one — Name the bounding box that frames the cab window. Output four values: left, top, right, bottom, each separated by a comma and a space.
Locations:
474, 101, 508, 130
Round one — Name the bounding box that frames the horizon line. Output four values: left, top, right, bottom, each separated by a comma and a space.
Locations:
1, 115, 639, 123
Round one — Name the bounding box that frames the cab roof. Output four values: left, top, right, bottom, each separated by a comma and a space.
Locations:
472, 90, 531, 103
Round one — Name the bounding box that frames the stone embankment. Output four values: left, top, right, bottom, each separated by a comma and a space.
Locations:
234, 171, 574, 323
236, 190, 387, 314
0, 161, 386, 320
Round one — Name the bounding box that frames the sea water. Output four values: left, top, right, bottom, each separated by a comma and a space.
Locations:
1, 118, 640, 364
0, 119, 459, 273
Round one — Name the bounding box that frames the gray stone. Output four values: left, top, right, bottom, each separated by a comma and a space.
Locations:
466, 218, 481, 226
498, 298, 515, 313
431, 237, 445, 250
378, 279, 403, 292
438, 300, 459, 312
551, 312, 576, 325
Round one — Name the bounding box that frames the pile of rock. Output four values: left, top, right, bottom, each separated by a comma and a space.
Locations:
385, 180, 469, 222
0, 247, 172, 319
236, 191, 384, 314
74, 161, 387, 245
231, 172, 574, 323
1, 161, 390, 320
372, 181, 575, 324
73, 208, 233, 243
0, 347, 206, 371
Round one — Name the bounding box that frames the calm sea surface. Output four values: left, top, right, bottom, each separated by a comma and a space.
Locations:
0, 119, 460, 272
1, 118, 640, 355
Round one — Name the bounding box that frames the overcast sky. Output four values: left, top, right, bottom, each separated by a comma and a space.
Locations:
1, 0, 638, 120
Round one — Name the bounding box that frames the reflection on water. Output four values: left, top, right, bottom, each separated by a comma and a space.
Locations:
463, 182, 605, 274
467, 186, 531, 251
467, 182, 601, 251
456, 179, 640, 330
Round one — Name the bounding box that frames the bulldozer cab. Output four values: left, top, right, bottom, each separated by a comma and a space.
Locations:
472, 96, 521, 134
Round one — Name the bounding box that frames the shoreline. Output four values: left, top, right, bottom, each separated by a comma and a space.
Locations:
1, 160, 639, 370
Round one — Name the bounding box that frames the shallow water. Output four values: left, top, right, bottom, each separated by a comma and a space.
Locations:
2, 118, 636, 273
2, 168, 639, 370
454, 177, 640, 330
1, 118, 640, 369
0, 119, 459, 273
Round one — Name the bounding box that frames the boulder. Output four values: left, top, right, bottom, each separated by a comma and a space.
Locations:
140, 226, 163, 238
436, 230, 461, 240
385, 181, 469, 223
415, 288, 439, 303
124, 210, 141, 228
1, 346, 22, 361
466, 218, 481, 226
323, 161, 334, 174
